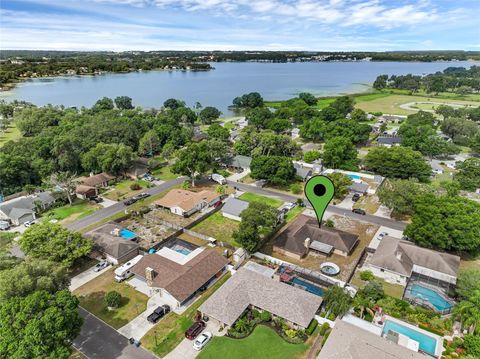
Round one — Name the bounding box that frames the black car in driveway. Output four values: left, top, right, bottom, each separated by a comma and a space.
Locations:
352, 208, 366, 215
147, 305, 170, 324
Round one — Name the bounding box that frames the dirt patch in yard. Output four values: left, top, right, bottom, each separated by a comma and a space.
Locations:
120, 215, 176, 249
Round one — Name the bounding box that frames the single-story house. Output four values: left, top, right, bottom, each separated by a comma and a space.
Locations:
364, 237, 460, 286
126, 157, 150, 180
349, 182, 369, 194
84, 223, 139, 264
0, 192, 56, 225
199, 266, 322, 330
155, 189, 221, 217
75, 185, 97, 200
226, 155, 252, 171
318, 319, 426, 359
377, 136, 402, 147
221, 197, 249, 221
131, 247, 228, 308
77, 172, 116, 189
273, 214, 359, 259
294, 163, 313, 181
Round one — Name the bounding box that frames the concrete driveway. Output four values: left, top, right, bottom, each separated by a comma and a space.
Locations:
336, 196, 354, 210
164, 321, 222, 359
69, 262, 108, 291
118, 292, 176, 340
99, 197, 118, 208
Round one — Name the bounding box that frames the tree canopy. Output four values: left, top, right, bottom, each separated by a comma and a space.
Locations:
19, 222, 93, 266
322, 136, 358, 170
455, 158, 480, 191
364, 147, 431, 182
404, 194, 480, 252
0, 289, 82, 359
250, 155, 296, 185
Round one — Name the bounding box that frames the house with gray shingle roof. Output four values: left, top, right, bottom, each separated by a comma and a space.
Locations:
221, 197, 249, 221
0, 192, 56, 225
199, 266, 322, 329
226, 155, 252, 171
294, 163, 313, 181
365, 237, 460, 287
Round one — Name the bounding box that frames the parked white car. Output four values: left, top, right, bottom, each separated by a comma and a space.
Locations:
24, 220, 35, 227
193, 332, 212, 351
93, 261, 110, 272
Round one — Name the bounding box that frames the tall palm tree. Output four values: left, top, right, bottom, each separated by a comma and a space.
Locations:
354, 294, 374, 319
324, 285, 352, 318
453, 290, 480, 334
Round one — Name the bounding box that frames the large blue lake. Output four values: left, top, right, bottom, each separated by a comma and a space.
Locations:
2, 61, 477, 114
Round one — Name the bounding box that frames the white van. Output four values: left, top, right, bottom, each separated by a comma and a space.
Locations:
211, 173, 226, 185
114, 255, 143, 282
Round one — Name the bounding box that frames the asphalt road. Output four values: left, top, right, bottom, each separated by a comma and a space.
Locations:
228, 181, 407, 231
66, 177, 186, 232
73, 308, 157, 359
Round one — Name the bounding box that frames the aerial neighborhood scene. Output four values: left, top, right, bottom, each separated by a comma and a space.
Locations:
1, 1, 480, 359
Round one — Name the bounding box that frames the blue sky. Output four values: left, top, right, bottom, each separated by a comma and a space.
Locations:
1, 0, 479, 51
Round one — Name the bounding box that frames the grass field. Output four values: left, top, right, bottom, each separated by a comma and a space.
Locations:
42, 200, 100, 224
198, 325, 309, 359
191, 211, 240, 246
0, 123, 21, 148
73, 269, 149, 329
103, 179, 152, 201
151, 165, 178, 181
355, 93, 480, 115
352, 195, 380, 215
239, 192, 282, 208
141, 273, 231, 357
350, 271, 405, 299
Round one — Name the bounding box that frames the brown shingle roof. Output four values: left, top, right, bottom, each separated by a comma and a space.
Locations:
154, 189, 219, 212
274, 215, 359, 256
369, 237, 460, 279
131, 249, 228, 303
81, 173, 115, 187
75, 184, 96, 195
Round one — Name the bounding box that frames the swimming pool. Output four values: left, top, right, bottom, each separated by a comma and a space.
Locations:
175, 248, 191, 255
119, 228, 137, 240
407, 284, 453, 311
348, 174, 362, 180
291, 277, 324, 297
382, 320, 437, 356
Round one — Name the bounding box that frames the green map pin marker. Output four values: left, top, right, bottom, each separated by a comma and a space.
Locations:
304, 175, 335, 227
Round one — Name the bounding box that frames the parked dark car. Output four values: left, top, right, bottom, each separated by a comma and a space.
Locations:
352, 193, 361, 202
185, 321, 206, 340
123, 198, 137, 206
213, 201, 222, 208
147, 305, 170, 324
352, 208, 366, 215
90, 196, 103, 203
135, 192, 151, 200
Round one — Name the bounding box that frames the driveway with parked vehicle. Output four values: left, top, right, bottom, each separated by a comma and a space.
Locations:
69, 261, 110, 291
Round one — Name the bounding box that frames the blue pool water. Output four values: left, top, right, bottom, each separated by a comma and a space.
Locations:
348, 174, 362, 180
291, 277, 324, 297
119, 229, 137, 240
407, 284, 453, 311
175, 248, 191, 256
382, 320, 437, 356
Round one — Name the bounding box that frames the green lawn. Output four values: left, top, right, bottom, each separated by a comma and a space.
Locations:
239, 192, 282, 208
151, 165, 178, 181
73, 269, 149, 329
103, 179, 152, 201
0, 123, 21, 148
198, 325, 309, 359
350, 271, 405, 299
355, 93, 479, 116
42, 200, 100, 224
191, 211, 240, 246
285, 205, 304, 223
142, 273, 231, 357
